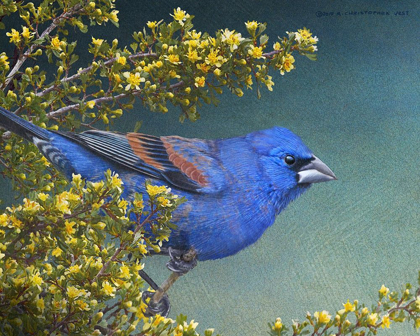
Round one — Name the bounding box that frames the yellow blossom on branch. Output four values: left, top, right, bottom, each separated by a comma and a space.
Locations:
102, 281, 116, 297
92, 37, 104, 47
381, 314, 391, 329
171, 7, 188, 25
379, 284, 389, 297
194, 76, 206, 88
245, 20, 259, 31
314, 310, 331, 324
6, 28, 21, 44
147, 21, 157, 29
248, 45, 264, 59
146, 185, 169, 197
343, 299, 356, 312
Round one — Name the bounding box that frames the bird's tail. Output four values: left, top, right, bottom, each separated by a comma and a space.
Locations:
0, 106, 50, 141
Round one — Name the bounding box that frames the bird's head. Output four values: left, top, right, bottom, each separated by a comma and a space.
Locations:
249, 127, 336, 209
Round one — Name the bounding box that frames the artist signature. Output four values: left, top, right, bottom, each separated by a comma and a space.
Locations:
316, 10, 409, 18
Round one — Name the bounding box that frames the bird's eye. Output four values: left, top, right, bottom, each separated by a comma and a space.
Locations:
284, 155, 296, 165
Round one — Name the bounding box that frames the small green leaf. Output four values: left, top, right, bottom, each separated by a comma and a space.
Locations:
259, 34, 269, 45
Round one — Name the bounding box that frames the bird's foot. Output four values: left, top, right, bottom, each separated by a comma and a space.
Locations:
142, 290, 171, 317
166, 247, 197, 275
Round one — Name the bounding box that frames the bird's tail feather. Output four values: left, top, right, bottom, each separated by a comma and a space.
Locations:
0, 106, 50, 141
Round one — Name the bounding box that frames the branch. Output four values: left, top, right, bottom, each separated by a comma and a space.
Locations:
36, 51, 158, 98
1, 3, 84, 91
46, 81, 184, 119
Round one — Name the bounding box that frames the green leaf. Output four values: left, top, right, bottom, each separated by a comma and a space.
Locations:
259, 34, 269, 45
133, 121, 142, 132
305, 53, 317, 61
69, 54, 79, 65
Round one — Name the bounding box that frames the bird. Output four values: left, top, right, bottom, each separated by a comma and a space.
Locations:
0, 105, 336, 260
0, 105, 336, 315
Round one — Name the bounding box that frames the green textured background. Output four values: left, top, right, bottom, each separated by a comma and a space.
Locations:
1, 0, 420, 334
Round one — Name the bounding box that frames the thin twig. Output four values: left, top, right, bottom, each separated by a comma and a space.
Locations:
36, 51, 158, 98
1, 4, 84, 90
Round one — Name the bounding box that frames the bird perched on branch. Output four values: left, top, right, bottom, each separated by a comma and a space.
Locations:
0, 105, 336, 315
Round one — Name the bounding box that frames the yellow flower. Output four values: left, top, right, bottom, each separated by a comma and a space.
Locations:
109, 10, 119, 23
367, 313, 378, 325
116, 53, 126, 65
298, 27, 313, 41
0, 213, 8, 227
314, 310, 331, 324
147, 21, 157, 29
123, 72, 144, 90
379, 284, 389, 297
67, 286, 82, 299
205, 49, 225, 67
167, 54, 181, 64
187, 48, 201, 63
31, 273, 43, 286
50, 36, 62, 50
213, 68, 222, 76
55, 194, 70, 214
194, 76, 206, 88
169, 70, 180, 78
157, 196, 172, 207
102, 281, 116, 296
381, 314, 391, 329
188, 30, 201, 40
146, 185, 168, 197
120, 264, 130, 279
280, 54, 295, 75
0, 53, 9, 68
245, 75, 253, 87
171, 7, 188, 24
235, 88, 244, 97
21, 26, 33, 40
65, 220, 76, 235
68, 265, 81, 273
52, 247, 63, 257
343, 299, 355, 312
76, 299, 90, 311
133, 199, 144, 209
361, 307, 369, 315
245, 21, 258, 31
221, 29, 244, 51
6, 28, 21, 44
197, 63, 210, 73
86, 101, 96, 109
37, 193, 49, 201
92, 37, 104, 47
36, 298, 45, 312
249, 45, 264, 59
10, 216, 23, 229
272, 317, 283, 331
118, 199, 128, 212
110, 173, 123, 190
273, 42, 281, 51
138, 244, 148, 254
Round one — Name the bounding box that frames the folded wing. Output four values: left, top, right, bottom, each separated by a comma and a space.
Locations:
59, 130, 226, 193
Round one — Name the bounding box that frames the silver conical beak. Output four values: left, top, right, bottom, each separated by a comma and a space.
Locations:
297, 156, 337, 184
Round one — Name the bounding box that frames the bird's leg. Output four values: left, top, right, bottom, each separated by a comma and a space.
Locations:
141, 247, 197, 317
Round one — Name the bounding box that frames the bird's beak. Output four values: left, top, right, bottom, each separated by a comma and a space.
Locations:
297, 156, 337, 184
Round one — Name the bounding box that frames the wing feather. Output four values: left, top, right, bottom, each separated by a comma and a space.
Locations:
57, 130, 226, 193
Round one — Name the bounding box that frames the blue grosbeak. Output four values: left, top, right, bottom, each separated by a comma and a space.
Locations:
0, 105, 336, 261
1, 105, 337, 315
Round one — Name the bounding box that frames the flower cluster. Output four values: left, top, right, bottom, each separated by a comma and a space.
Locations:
269, 280, 420, 335
0, 170, 216, 335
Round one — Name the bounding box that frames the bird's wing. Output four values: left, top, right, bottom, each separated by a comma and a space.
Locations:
59, 130, 226, 193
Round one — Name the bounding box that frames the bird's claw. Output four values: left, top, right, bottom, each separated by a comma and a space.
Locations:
166, 247, 197, 275
142, 290, 171, 317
